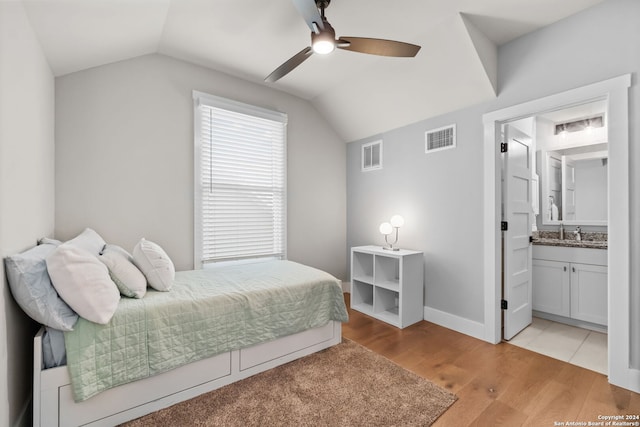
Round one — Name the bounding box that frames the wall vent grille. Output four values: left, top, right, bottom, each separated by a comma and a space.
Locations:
425, 124, 456, 153
362, 140, 383, 171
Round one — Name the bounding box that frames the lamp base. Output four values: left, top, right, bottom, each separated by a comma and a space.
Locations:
382, 247, 400, 251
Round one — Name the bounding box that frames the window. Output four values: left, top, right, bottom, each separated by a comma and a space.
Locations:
362, 140, 382, 171
194, 91, 287, 267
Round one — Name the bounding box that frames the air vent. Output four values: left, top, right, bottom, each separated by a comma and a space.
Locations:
362, 140, 382, 171
425, 124, 456, 153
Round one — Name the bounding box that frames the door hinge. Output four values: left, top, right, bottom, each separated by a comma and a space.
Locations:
500, 142, 508, 153
501, 221, 508, 231
501, 299, 508, 310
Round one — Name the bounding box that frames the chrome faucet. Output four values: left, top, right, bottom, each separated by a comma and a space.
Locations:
574, 226, 582, 241
559, 223, 564, 240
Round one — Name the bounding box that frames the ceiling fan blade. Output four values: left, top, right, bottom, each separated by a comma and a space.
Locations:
265, 47, 314, 83
292, 0, 325, 32
337, 37, 421, 57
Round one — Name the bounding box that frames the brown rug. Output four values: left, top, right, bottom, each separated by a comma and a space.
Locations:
122, 339, 457, 426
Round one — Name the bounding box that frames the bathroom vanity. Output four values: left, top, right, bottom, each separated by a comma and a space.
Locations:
532, 237, 607, 331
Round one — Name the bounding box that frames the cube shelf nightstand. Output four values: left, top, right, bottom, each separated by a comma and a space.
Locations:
350, 245, 424, 328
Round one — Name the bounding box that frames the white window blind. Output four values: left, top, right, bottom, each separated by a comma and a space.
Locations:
194, 92, 287, 266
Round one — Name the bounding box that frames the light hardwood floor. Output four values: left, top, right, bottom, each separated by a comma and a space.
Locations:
341, 294, 640, 426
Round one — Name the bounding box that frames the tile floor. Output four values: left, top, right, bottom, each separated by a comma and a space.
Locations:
508, 317, 608, 375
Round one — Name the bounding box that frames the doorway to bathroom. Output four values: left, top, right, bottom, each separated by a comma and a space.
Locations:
481, 74, 633, 390
501, 102, 609, 374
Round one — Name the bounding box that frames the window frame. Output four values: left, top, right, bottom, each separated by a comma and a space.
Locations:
193, 91, 288, 269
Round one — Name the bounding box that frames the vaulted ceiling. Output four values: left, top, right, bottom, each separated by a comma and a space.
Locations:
21, 0, 605, 141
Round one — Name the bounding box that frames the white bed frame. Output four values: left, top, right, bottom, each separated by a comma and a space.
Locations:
33, 321, 342, 427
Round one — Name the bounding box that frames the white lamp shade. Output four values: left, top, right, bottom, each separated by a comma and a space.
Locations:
390, 215, 405, 228
379, 222, 393, 235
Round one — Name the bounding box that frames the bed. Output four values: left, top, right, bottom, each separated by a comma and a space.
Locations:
32, 260, 348, 427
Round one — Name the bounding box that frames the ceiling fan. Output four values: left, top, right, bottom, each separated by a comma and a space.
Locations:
265, 0, 421, 83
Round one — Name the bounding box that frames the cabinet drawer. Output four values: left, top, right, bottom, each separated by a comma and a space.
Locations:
532, 245, 607, 266
58, 351, 232, 426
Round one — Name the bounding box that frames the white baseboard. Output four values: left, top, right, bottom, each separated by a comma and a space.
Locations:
423, 306, 485, 341
533, 310, 607, 334
342, 281, 350, 293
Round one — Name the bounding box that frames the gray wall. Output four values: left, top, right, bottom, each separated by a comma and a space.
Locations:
347, 109, 486, 322
55, 54, 347, 280
0, 3, 56, 426
347, 0, 640, 365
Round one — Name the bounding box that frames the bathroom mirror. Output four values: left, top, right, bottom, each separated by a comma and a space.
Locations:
541, 144, 608, 226
537, 99, 608, 227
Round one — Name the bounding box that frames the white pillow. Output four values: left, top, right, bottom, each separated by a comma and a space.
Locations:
38, 237, 62, 246
66, 228, 106, 256
47, 244, 120, 325
132, 238, 174, 291
4, 242, 78, 331
99, 244, 147, 298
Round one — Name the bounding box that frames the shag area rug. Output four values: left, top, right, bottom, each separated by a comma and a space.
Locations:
122, 339, 456, 426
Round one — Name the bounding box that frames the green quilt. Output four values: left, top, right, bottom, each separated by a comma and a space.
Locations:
64, 260, 348, 402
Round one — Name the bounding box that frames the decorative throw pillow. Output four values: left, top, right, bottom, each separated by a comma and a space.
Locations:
38, 237, 62, 246
4, 242, 78, 331
132, 238, 174, 291
65, 228, 106, 256
99, 244, 147, 298
47, 244, 120, 325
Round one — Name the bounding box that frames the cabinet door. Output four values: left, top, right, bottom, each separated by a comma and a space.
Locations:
570, 263, 608, 325
532, 259, 570, 317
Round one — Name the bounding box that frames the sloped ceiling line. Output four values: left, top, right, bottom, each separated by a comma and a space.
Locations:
461, 13, 498, 96
19, 0, 605, 142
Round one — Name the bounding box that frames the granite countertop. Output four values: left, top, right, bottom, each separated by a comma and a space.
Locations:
531, 231, 608, 250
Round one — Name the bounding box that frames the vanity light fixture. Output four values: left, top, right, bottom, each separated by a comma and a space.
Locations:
560, 124, 568, 138
379, 214, 405, 251
554, 115, 604, 136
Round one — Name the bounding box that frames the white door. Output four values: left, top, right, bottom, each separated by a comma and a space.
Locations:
503, 125, 533, 340
562, 156, 576, 221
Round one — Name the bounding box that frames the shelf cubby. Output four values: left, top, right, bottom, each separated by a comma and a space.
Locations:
352, 251, 374, 284
374, 286, 400, 324
351, 280, 374, 315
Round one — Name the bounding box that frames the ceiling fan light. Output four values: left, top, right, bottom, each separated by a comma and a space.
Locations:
311, 22, 336, 55
312, 39, 335, 54
311, 27, 336, 55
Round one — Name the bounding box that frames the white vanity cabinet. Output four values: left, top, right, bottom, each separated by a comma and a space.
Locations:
350, 245, 424, 328
532, 245, 607, 327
